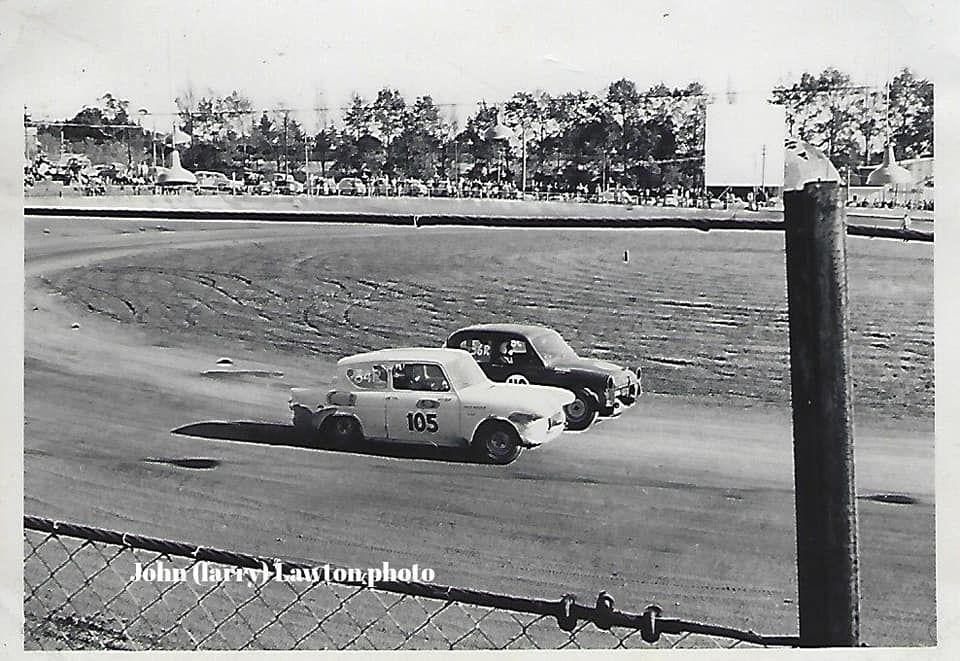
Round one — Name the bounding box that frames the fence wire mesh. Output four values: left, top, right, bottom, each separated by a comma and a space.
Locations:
24, 516, 800, 651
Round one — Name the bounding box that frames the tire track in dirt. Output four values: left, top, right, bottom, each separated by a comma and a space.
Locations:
39, 227, 933, 416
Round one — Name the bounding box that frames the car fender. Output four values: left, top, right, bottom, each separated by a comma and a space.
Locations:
532, 371, 604, 403
469, 415, 521, 446
316, 407, 365, 436
570, 386, 602, 409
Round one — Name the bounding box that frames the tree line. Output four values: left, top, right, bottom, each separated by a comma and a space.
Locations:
31, 68, 932, 191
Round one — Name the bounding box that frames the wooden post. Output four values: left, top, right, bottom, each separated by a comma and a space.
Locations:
782, 140, 860, 646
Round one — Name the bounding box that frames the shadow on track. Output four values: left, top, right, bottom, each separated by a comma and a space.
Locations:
171, 421, 487, 464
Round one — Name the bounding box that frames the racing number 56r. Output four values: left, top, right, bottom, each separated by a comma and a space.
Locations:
406, 411, 438, 433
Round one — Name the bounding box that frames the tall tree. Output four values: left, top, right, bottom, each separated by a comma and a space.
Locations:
459, 103, 500, 180
250, 111, 277, 164
887, 68, 933, 158
343, 94, 374, 140
771, 68, 863, 173
394, 95, 446, 179
372, 88, 408, 172
310, 127, 336, 177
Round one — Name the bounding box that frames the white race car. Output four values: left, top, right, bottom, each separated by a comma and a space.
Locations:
289, 348, 573, 464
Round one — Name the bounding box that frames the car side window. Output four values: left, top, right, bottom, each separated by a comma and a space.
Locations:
345, 364, 388, 390
392, 363, 450, 392
495, 338, 531, 366
458, 337, 493, 364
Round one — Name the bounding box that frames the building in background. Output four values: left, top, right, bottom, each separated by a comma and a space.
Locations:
24, 125, 39, 160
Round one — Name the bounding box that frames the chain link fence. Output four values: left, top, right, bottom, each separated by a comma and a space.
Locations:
24, 515, 800, 651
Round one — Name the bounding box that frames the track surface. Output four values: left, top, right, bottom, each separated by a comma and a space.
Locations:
24, 217, 934, 646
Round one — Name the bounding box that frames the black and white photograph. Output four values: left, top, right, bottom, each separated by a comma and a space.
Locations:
4, 0, 953, 653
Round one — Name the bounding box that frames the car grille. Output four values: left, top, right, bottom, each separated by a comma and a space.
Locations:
548, 411, 565, 429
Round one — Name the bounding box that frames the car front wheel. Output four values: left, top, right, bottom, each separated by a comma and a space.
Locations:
564, 389, 599, 431
475, 422, 522, 465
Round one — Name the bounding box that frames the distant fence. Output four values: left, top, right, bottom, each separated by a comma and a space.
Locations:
24, 515, 801, 651
22, 206, 933, 241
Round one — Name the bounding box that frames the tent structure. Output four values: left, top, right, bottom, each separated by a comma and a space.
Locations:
156, 149, 197, 187
866, 145, 913, 186
865, 144, 914, 206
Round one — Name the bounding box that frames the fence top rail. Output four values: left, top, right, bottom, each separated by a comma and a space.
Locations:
22, 206, 932, 242
24, 514, 801, 647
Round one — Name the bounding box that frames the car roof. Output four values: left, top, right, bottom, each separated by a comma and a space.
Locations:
338, 347, 470, 366
450, 323, 553, 336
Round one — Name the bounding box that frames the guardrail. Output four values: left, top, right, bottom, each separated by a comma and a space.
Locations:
24, 515, 801, 651
23, 206, 933, 241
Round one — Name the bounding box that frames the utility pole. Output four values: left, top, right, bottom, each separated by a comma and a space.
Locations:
521, 124, 527, 197
782, 139, 860, 647
760, 143, 767, 205
283, 110, 289, 176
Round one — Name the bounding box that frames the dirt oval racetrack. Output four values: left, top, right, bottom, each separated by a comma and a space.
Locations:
24, 216, 934, 646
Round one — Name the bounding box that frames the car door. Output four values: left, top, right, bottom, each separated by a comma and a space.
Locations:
342, 363, 389, 439
487, 335, 542, 385
385, 362, 461, 445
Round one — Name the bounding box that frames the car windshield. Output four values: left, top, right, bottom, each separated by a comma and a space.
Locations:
443, 354, 490, 390
528, 329, 578, 364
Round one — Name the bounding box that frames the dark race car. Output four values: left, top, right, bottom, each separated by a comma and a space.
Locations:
446, 324, 642, 430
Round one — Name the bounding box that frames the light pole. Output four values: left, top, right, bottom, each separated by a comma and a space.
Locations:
304, 136, 310, 195
138, 108, 157, 169
282, 110, 289, 177
760, 143, 767, 208
520, 122, 527, 197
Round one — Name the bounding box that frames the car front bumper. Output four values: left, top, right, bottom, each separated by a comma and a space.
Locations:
517, 411, 567, 447
601, 371, 643, 416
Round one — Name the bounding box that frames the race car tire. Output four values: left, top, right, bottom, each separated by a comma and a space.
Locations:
474, 421, 522, 465
319, 415, 362, 448
563, 388, 599, 431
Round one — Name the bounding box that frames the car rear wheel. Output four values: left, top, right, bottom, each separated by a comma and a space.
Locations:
564, 389, 598, 431
475, 422, 522, 465
319, 415, 362, 448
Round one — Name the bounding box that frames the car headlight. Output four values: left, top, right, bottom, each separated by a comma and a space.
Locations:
508, 412, 543, 426
548, 410, 565, 429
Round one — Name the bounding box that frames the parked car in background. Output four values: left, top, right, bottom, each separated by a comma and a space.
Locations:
315, 176, 337, 195
244, 171, 263, 188
90, 163, 119, 183
370, 178, 392, 196
402, 179, 429, 197
48, 164, 72, 184
195, 170, 231, 193
274, 173, 304, 195
598, 189, 638, 205
289, 348, 572, 464
446, 324, 642, 431
337, 177, 367, 196
255, 177, 275, 195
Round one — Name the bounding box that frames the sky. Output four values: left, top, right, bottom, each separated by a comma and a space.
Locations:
8, 0, 957, 132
